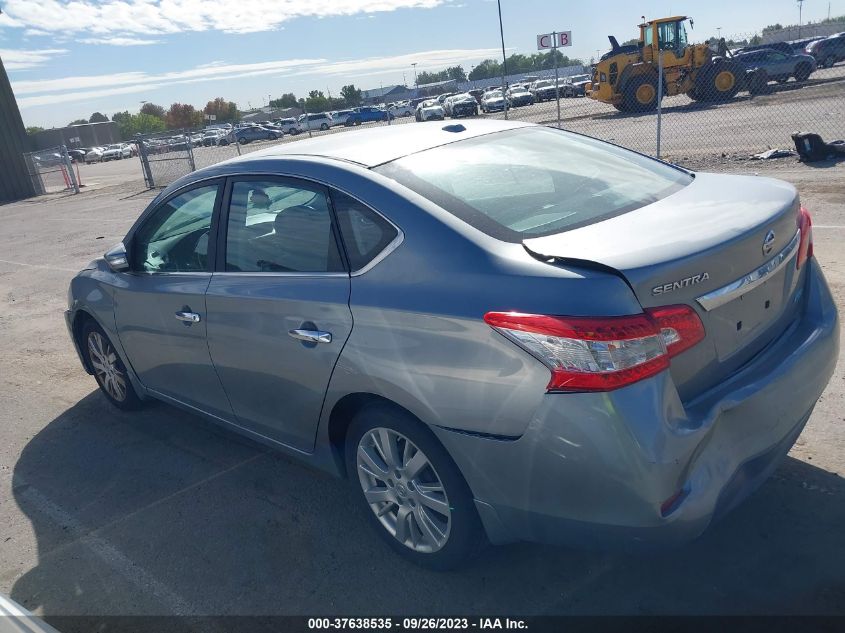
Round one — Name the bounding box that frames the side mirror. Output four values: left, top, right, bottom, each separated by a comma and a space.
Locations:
104, 242, 130, 272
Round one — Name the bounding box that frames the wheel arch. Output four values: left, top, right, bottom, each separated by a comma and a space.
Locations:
326, 392, 443, 479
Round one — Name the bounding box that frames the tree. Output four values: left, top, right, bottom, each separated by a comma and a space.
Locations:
139, 102, 166, 119
621, 37, 639, 46
203, 97, 239, 123
304, 90, 329, 112
446, 65, 467, 82
270, 92, 298, 109
340, 84, 362, 107
111, 111, 166, 138
165, 103, 203, 130
26, 126, 44, 135
89, 112, 109, 123
68, 119, 88, 125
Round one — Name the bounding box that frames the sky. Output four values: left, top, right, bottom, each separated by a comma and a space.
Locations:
2, 0, 843, 128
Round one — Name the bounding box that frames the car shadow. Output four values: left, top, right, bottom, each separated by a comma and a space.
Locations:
9, 392, 845, 617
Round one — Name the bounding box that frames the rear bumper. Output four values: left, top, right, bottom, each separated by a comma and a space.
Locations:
434, 258, 839, 548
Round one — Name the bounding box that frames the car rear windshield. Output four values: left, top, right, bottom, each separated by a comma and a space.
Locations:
374, 127, 692, 240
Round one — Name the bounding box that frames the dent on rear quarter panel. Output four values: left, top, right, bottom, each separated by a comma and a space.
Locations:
317, 187, 645, 439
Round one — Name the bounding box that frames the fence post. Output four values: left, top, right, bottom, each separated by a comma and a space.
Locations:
235, 134, 242, 156
138, 138, 155, 189
656, 50, 663, 159
185, 134, 196, 172
553, 33, 561, 129
60, 145, 80, 194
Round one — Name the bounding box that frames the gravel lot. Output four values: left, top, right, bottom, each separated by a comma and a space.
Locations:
1, 117, 843, 619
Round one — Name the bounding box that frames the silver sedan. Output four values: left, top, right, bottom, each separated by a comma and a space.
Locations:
65, 120, 839, 569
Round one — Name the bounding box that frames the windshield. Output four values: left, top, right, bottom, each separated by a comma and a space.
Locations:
374, 127, 692, 241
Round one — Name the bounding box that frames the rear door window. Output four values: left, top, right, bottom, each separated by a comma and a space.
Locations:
224, 179, 344, 273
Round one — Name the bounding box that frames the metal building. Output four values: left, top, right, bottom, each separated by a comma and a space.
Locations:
0, 54, 35, 203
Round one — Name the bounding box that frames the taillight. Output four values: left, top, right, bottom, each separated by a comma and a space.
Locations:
796, 206, 813, 270
484, 305, 704, 392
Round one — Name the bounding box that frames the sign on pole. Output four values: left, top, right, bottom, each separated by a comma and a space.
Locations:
205, 114, 217, 121
535, 30, 572, 129
536, 31, 572, 50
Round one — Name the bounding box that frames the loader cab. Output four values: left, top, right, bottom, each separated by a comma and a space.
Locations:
641, 16, 692, 65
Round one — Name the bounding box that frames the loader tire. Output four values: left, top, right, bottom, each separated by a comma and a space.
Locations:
622, 75, 658, 112
697, 61, 742, 101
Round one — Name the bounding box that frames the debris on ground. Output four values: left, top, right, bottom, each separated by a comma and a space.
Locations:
752, 148, 797, 160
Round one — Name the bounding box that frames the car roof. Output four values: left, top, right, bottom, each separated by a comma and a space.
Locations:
229, 119, 533, 167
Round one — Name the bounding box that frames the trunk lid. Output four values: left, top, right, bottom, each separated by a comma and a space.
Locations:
523, 172, 806, 399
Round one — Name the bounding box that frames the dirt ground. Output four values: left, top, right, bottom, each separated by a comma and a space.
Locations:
0, 154, 843, 619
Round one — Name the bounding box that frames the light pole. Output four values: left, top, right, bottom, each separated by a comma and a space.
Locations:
717, 27, 722, 39
797, 0, 804, 39
497, 0, 508, 119
411, 62, 418, 87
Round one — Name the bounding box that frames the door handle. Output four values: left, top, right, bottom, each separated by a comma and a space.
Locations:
175, 311, 201, 323
288, 329, 332, 344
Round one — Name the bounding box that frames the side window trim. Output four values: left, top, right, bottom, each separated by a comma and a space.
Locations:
127, 178, 224, 275
327, 188, 404, 277
215, 174, 350, 275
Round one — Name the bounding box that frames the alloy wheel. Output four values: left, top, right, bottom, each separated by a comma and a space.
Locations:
87, 331, 127, 402
356, 427, 451, 553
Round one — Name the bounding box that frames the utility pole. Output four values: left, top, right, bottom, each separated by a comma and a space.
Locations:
797, 0, 805, 39
497, 0, 508, 119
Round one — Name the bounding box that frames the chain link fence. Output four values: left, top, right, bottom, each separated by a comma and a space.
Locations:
134, 29, 845, 188
22, 145, 79, 195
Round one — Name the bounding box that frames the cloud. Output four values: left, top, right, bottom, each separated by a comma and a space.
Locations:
0, 47, 68, 70
78, 36, 161, 46
0, 0, 449, 36
12, 47, 503, 108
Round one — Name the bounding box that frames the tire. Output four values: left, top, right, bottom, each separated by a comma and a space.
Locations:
747, 69, 770, 95
823, 55, 835, 68
82, 320, 141, 410
320, 123, 329, 131
697, 61, 742, 101
346, 404, 484, 570
794, 63, 812, 82
622, 74, 658, 112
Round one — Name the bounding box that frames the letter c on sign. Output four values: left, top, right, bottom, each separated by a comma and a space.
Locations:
540, 35, 550, 48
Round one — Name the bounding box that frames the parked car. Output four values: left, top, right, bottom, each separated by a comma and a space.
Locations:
388, 102, 414, 118
733, 41, 795, 57
561, 74, 592, 97
330, 110, 354, 127
444, 93, 479, 118
232, 125, 282, 144
505, 86, 535, 107
415, 99, 445, 122
102, 143, 132, 161
275, 118, 300, 135
529, 79, 559, 102
480, 90, 507, 113
67, 148, 89, 163
734, 48, 816, 83
66, 120, 839, 570
84, 147, 105, 163
346, 107, 393, 125
297, 112, 333, 131
467, 89, 485, 104
805, 32, 845, 68
202, 130, 223, 146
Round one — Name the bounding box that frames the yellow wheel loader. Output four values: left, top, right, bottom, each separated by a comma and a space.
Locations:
589, 16, 757, 112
